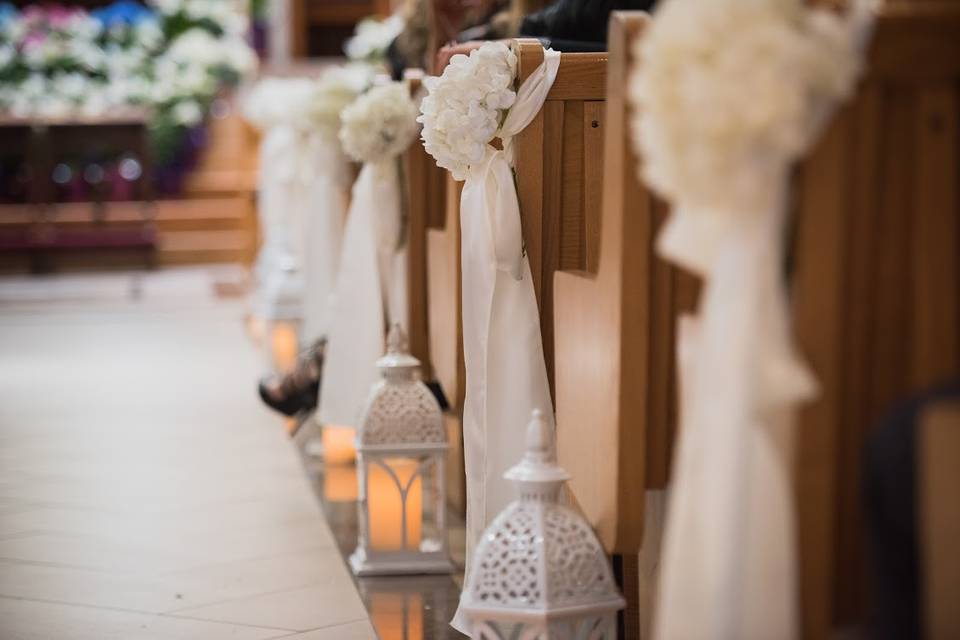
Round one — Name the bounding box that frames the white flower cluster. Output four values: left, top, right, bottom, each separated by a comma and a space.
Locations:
151, 0, 249, 36
243, 65, 372, 137
162, 27, 257, 77
242, 76, 319, 132
306, 64, 373, 137
417, 41, 517, 180
344, 14, 404, 63
629, 0, 868, 215
339, 81, 418, 164
0, 3, 255, 125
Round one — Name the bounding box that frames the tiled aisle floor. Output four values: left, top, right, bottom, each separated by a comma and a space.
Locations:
297, 448, 468, 640
0, 269, 377, 640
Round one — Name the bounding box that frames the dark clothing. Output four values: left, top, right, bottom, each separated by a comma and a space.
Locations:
863, 379, 960, 640
520, 0, 655, 49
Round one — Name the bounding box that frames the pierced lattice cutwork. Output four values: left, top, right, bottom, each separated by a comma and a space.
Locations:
543, 507, 617, 605
474, 617, 615, 640
462, 410, 623, 634
471, 504, 543, 607
360, 379, 445, 446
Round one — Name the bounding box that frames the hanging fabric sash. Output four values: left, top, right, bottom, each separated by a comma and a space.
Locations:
654, 192, 817, 640
451, 47, 561, 635
301, 140, 351, 344
319, 160, 406, 429
649, 3, 876, 636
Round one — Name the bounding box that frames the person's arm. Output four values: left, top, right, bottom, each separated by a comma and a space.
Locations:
434, 40, 490, 72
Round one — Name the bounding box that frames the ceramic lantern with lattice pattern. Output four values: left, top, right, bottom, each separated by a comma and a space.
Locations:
349, 324, 453, 576
461, 410, 625, 639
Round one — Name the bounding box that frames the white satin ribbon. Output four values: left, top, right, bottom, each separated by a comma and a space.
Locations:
254, 126, 306, 323
300, 141, 352, 343
654, 188, 817, 640
318, 160, 407, 428
255, 125, 347, 327
451, 47, 561, 635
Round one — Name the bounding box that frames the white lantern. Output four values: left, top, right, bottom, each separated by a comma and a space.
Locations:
258, 256, 303, 374
461, 410, 626, 639
350, 324, 454, 576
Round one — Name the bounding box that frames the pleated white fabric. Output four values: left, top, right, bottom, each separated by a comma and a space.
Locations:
253, 125, 307, 322
653, 190, 816, 640
318, 160, 406, 428
300, 143, 351, 343
451, 48, 561, 635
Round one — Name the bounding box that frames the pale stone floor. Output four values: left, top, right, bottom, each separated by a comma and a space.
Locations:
0, 268, 378, 640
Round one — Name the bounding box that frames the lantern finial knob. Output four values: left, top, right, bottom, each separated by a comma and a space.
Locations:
526, 409, 551, 458
386, 323, 408, 354
504, 409, 570, 496
376, 323, 420, 375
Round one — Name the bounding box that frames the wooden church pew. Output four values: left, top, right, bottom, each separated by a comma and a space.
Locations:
547, 11, 694, 554
428, 175, 467, 512
513, 35, 668, 639
526, 15, 698, 637
512, 42, 608, 395
791, 2, 960, 637
403, 70, 467, 513
402, 70, 439, 379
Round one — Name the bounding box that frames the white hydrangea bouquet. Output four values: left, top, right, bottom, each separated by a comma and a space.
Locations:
629, 0, 874, 218
417, 41, 518, 180
306, 64, 373, 138
339, 81, 418, 164
344, 14, 405, 64
626, 2, 874, 638
241, 76, 318, 133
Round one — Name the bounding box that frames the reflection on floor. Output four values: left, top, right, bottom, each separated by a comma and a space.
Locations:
297, 429, 469, 640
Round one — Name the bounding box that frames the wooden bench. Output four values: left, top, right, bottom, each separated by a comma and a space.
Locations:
0, 113, 158, 272
789, 2, 960, 637
512, 42, 608, 394
512, 19, 699, 637
404, 71, 468, 513
512, 35, 661, 639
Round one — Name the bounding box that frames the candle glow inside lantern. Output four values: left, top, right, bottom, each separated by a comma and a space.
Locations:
349, 325, 453, 576
461, 410, 626, 639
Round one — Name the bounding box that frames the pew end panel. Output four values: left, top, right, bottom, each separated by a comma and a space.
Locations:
549, 14, 650, 553
426, 174, 466, 413
512, 41, 608, 398
426, 172, 467, 514
402, 70, 436, 380
406, 69, 465, 514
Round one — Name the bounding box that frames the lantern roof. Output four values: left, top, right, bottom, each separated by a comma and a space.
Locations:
461, 411, 625, 618
358, 325, 446, 448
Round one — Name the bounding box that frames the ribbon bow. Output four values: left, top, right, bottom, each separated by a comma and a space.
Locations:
466, 48, 561, 281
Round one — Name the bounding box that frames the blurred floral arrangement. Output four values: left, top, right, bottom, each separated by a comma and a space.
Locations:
344, 13, 404, 63
0, 0, 257, 171
338, 81, 417, 164
243, 64, 372, 140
